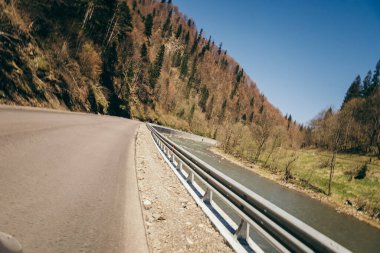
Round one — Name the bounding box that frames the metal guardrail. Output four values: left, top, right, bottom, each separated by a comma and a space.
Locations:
147, 123, 351, 253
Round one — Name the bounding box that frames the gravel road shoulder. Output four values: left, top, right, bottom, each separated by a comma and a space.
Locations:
135, 125, 233, 253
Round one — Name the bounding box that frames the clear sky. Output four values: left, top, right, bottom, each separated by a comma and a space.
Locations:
174, 0, 380, 124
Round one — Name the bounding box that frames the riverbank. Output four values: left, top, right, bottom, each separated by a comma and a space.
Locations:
209, 146, 380, 229
135, 125, 233, 252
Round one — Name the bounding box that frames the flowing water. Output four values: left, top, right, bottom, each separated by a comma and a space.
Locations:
167, 134, 380, 253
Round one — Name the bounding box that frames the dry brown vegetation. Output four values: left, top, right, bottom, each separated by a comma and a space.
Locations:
0, 0, 289, 135
1, 0, 378, 221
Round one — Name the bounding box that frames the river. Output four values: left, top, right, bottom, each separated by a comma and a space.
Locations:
166, 134, 380, 253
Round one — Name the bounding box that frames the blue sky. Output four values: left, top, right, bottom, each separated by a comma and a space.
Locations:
174, 0, 380, 124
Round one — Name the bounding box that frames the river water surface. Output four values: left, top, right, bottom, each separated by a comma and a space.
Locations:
167, 135, 380, 253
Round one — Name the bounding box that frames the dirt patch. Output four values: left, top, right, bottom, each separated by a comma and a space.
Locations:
135, 125, 233, 253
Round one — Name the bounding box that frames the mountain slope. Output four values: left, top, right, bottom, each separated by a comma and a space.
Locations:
0, 0, 297, 142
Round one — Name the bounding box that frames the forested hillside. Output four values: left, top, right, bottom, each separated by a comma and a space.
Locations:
305, 60, 380, 158
0, 0, 293, 141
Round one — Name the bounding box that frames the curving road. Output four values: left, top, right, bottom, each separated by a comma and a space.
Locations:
0, 107, 148, 253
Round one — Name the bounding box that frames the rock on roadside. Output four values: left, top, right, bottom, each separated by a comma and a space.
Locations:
135, 125, 233, 253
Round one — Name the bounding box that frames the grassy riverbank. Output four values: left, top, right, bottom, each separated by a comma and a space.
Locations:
210, 147, 380, 229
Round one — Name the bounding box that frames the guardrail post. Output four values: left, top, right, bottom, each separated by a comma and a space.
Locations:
177, 161, 182, 171
234, 219, 250, 241
202, 188, 213, 204
186, 171, 194, 184
171, 151, 175, 163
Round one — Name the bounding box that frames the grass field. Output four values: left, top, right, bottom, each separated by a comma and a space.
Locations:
257, 148, 380, 220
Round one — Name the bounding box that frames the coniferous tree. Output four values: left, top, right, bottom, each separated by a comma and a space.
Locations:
249, 112, 254, 122
187, 57, 198, 93
175, 24, 183, 39
144, 13, 153, 37
180, 52, 189, 78
218, 99, 227, 122
206, 96, 214, 120
259, 104, 264, 114
190, 32, 200, 54
206, 36, 211, 50
199, 45, 207, 59
342, 75, 361, 107
140, 43, 149, 63
168, 0, 172, 4
198, 86, 209, 112
118, 2, 133, 37
184, 31, 190, 45
250, 97, 254, 107
218, 42, 222, 55
370, 59, 380, 93
362, 71, 372, 97
132, 0, 137, 11
162, 9, 172, 36
83, 0, 118, 45
287, 114, 292, 129
148, 45, 165, 88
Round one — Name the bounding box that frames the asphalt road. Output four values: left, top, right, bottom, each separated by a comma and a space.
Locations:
0, 107, 148, 253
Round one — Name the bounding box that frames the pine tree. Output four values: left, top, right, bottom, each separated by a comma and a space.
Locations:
118, 2, 133, 35
206, 96, 214, 120
249, 112, 254, 122
198, 86, 209, 112
199, 45, 207, 59
206, 36, 211, 50
370, 59, 380, 93
187, 57, 198, 93
218, 42, 222, 55
84, 0, 118, 45
148, 45, 165, 88
287, 114, 292, 129
132, 0, 137, 11
250, 97, 254, 107
140, 43, 149, 63
241, 113, 247, 122
259, 104, 264, 114
362, 71, 372, 97
161, 0, 166, 3
190, 31, 200, 54
144, 13, 153, 37
168, 0, 172, 4
230, 82, 239, 99
162, 9, 173, 36
175, 24, 182, 38
218, 99, 227, 122
180, 52, 189, 78
184, 31, 190, 45
236, 68, 244, 83
342, 75, 361, 107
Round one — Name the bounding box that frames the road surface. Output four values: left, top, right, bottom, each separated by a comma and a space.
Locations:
0, 107, 148, 253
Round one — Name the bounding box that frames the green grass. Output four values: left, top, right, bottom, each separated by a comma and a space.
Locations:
258, 148, 380, 218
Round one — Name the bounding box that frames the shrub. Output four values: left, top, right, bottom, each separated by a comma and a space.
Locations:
79, 42, 102, 80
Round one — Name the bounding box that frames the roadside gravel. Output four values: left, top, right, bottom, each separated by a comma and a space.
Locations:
135, 125, 233, 253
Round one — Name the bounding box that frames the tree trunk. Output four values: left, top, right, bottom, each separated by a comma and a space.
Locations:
327, 151, 336, 196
